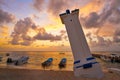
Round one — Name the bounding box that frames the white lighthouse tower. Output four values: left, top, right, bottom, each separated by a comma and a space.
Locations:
59, 9, 103, 78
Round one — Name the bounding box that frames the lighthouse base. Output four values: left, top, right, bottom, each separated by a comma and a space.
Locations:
74, 62, 104, 78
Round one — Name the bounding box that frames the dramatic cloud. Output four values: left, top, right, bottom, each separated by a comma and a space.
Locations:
33, 0, 91, 16
20, 40, 34, 46
86, 32, 92, 41
86, 32, 112, 47
14, 17, 37, 35
11, 17, 37, 45
11, 17, 62, 46
113, 29, 120, 43
0, 25, 9, 37
0, 8, 15, 25
10, 17, 36, 45
60, 30, 66, 36
34, 28, 61, 41
11, 33, 21, 45
81, 0, 120, 28
96, 36, 112, 46
108, 13, 120, 24
0, 0, 5, 7
33, 0, 45, 11
48, 0, 92, 16
47, 0, 71, 16
34, 33, 61, 41
81, 12, 100, 28
60, 30, 68, 41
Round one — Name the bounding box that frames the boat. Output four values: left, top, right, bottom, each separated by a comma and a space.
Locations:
42, 58, 53, 67
59, 58, 67, 68
14, 56, 29, 65
7, 56, 29, 65
0, 56, 2, 61
6, 57, 13, 63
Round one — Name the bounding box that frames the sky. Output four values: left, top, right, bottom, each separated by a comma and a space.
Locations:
0, 0, 120, 51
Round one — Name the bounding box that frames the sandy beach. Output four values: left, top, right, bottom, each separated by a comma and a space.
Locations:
0, 51, 120, 80
0, 68, 119, 80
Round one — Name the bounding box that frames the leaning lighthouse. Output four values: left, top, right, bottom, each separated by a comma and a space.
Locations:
59, 9, 103, 78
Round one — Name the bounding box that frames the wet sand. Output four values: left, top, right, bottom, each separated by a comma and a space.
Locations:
0, 68, 120, 80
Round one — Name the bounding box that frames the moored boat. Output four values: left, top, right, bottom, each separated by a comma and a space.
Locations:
42, 58, 53, 67
59, 58, 67, 68
0, 56, 2, 61
7, 56, 29, 65
14, 56, 29, 65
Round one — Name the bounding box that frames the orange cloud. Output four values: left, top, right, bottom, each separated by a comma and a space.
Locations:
97, 23, 115, 37
0, 25, 9, 37
80, 0, 104, 16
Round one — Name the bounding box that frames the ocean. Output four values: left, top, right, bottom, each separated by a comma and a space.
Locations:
0, 51, 120, 71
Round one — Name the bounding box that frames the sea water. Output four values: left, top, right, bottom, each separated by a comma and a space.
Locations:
0, 51, 74, 71
0, 51, 120, 71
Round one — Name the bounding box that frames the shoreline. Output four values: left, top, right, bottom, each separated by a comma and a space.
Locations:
0, 67, 120, 80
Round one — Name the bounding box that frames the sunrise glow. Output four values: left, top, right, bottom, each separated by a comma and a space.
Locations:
0, 0, 120, 51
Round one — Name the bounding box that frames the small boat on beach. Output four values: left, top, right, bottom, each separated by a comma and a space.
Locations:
14, 56, 29, 65
0, 56, 2, 61
7, 56, 29, 65
42, 58, 53, 67
59, 58, 67, 68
